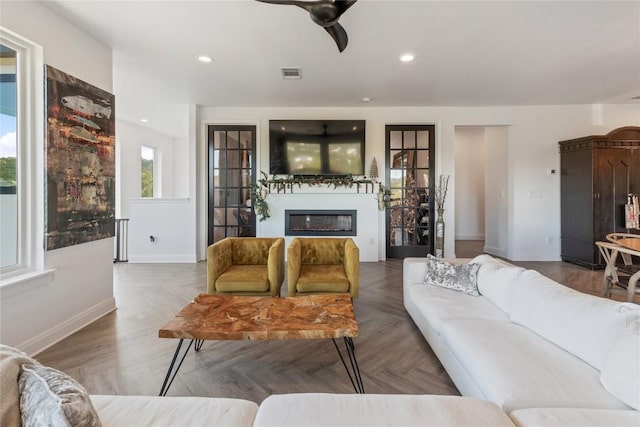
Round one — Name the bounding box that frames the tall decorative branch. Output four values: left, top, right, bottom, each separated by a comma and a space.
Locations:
434, 174, 450, 210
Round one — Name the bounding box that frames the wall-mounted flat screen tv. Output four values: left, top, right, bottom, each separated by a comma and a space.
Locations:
269, 120, 365, 176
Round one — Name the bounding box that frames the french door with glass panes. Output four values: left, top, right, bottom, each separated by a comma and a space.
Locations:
386, 125, 435, 258
208, 125, 256, 245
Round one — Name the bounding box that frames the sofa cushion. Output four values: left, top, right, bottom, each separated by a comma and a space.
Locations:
510, 269, 640, 370
423, 255, 481, 296
407, 284, 509, 334
216, 265, 270, 292
232, 238, 272, 265
91, 395, 258, 427
296, 264, 349, 293
509, 407, 640, 427
600, 319, 640, 410
300, 239, 344, 264
0, 345, 39, 427
475, 259, 525, 314
441, 318, 630, 412
253, 393, 516, 426
19, 363, 101, 427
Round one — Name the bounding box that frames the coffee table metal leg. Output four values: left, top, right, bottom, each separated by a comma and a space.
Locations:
332, 337, 365, 394
194, 339, 204, 351
159, 339, 194, 396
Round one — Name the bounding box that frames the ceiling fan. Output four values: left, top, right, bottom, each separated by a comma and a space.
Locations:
255, 0, 358, 52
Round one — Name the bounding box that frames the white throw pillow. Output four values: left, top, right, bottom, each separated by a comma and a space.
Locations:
476, 261, 525, 314
600, 319, 640, 410
423, 255, 480, 296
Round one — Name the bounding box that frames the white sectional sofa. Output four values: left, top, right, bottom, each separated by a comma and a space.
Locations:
404, 254, 640, 426
4, 253, 639, 426
0, 342, 515, 427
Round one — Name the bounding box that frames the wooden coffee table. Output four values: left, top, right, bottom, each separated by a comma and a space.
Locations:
158, 294, 363, 396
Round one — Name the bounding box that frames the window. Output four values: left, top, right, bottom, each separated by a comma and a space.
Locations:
0, 28, 44, 281
0, 44, 17, 269
141, 145, 155, 198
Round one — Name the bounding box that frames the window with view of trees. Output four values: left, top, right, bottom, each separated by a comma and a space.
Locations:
141, 146, 154, 198
1, 43, 18, 269
0, 29, 44, 279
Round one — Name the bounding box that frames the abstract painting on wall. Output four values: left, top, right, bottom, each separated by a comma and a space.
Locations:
45, 65, 115, 250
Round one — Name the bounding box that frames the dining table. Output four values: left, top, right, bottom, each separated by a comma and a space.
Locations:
616, 238, 640, 252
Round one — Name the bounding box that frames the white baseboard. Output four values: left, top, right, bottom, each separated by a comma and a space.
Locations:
508, 253, 562, 261
128, 254, 197, 263
455, 235, 485, 241
22, 297, 116, 357
483, 245, 507, 259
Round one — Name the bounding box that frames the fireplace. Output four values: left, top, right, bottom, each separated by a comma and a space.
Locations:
285, 210, 357, 236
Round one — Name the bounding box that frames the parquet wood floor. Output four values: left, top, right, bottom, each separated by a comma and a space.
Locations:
35, 245, 632, 404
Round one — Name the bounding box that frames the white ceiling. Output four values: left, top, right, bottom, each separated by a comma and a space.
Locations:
44, 0, 640, 133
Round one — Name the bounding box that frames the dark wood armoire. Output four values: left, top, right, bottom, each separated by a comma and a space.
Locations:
559, 127, 640, 268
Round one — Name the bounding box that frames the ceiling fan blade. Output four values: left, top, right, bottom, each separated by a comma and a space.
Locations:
324, 23, 348, 53
255, 0, 356, 52
334, 0, 358, 17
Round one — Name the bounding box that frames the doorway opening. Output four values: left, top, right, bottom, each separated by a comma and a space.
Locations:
454, 126, 509, 259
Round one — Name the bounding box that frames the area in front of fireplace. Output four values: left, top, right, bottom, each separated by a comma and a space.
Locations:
285, 210, 357, 236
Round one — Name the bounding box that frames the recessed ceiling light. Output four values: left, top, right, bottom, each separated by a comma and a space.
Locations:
140, 118, 149, 123
362, 97, 372, 102
400, 54, 414, 62
198, 55, 213, 63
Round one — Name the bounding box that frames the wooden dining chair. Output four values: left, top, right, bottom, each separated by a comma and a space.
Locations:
596, 240, 640, 302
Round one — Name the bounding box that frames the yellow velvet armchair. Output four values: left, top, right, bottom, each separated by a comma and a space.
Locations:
207, 237, 285, 296
287, 237, 360, 298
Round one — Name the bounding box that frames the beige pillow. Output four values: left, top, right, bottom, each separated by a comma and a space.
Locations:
0, 345, 37, 427
19, 363, 101, 427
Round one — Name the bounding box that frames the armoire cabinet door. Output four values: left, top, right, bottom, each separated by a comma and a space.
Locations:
560, 149, 594, 265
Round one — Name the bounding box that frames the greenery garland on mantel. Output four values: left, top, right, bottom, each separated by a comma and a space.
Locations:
251, 171, 380, 222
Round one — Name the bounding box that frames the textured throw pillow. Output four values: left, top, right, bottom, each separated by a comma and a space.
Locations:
19, 363, 102, 427
423, 254, 481, 296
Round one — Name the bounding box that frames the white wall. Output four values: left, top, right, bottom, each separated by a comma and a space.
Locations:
454, 127, 486, 240
115, 105, 194, 263
0, 1, 115, 354
484, 127, 509, 257
197, 104, 640, 262
128, 198, 196, 262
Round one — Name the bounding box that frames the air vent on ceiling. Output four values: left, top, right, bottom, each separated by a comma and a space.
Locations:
281, 67, 302, 80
